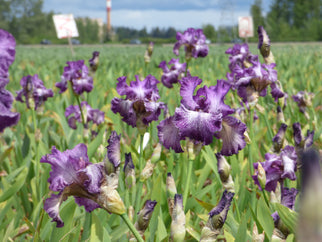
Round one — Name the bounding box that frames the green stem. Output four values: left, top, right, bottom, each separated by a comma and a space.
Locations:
120, 213, 144, 242
261, 189, 270, 209
135, 134, 144, 213
184, 59, 190, 77
75, 94, 86, 128
31, 109, 40, 199
248, 108, 255, 176
183, 159, 194, 208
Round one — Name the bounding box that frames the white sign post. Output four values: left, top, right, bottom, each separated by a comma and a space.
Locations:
53, 14, 79, 56
238, 16, 254, 42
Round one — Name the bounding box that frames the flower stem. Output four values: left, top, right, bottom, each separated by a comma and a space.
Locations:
183, 158, 194, 208
135, 134, 144, 213
31, 108, 40, 200
75, 95, 86, 128
261, 189, 270, 208
120, 213, 144, 242
184, 59, 190, 77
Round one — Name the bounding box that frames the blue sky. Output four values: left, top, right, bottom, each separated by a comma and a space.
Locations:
43, 0, 272, 30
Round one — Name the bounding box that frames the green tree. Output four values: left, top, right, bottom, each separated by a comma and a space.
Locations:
202, 24, 217, 41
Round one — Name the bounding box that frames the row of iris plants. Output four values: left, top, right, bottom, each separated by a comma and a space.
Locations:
0, 25, 321, 241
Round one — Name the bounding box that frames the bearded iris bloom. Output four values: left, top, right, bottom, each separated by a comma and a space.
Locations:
65, 101, 104, 129
253, 146, 297, 192
0, 29, 16, 88
159, 58, 186, 88
0, 89, 20, 132
111, 75, 166, 132
16, 74, 54, 110
158, 76, 246, 156
56, 60, 93, 95
173, 28, 209, 60
42, 141, 127, 227
225, 42, 284, 104
0, 29, 20, 132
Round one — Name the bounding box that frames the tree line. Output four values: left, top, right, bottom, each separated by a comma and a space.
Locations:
0, 0, 320, 44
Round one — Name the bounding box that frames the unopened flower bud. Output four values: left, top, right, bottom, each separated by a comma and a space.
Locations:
298, 149, 322, 241
216, 153, 231, 183
150, 143, 162, 163
166, 172, 177, 217
135, 200, 157, 233
272, 123, 288, 153
257, 162, 266, 189
124, 153, 136, 189
105, 131, 121, 175
89, 51, 99, 73
170, 194, 186, 242
200, 191, 234, 241
98, 185, 126, 215
276, 106, 285, 123
270, 182, 281, 204
140, 160, 155, 182
166, 173, 177, 198
144, 42, 154, 64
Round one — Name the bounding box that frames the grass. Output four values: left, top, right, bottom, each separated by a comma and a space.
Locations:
1, 42, 321, 241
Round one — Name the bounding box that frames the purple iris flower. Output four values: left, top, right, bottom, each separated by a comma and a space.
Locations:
111, 75, 166, 130
159, 58, 186, 88
235, 60, 283, 103
0, 29, 20, 132
271, 187, 298, 225
173, 28, 209, 60
292, 91, 314, 114
65, 101, 104, 129
56, 60, 93, 95
41, 144, 104, 227
292, 122, 314, 156
253, 145, 297, 192
0, 89, 20, 132
0, 29, 16, 86
16, 74, 54, 110
158, 76, 246, 156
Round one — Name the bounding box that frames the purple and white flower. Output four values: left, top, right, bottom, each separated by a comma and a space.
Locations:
0, 89, 20, 132
292, 91, 314, 114
65, 101, 104, 129
56, 60, 93, 95
16, 74, 54, 110
173, 28, 209, 60
41, 144, 104, 227
111, 75, 166, 131
0, 29, 16, 85
159, 58, 186, 88
158, 76, 246, 156
0, 29, 20, 131
253, 146, 297, 192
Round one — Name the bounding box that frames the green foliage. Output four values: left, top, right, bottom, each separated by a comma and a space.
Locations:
0, 43, 321, 241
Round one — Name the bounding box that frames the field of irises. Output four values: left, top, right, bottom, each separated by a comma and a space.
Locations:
0, 27, 321, 241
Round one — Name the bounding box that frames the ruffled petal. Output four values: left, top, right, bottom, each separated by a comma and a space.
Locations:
40, 144, 90, 192
174, 105, 222, 145
216, 116, 247, 156
157, 116, 183, 153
